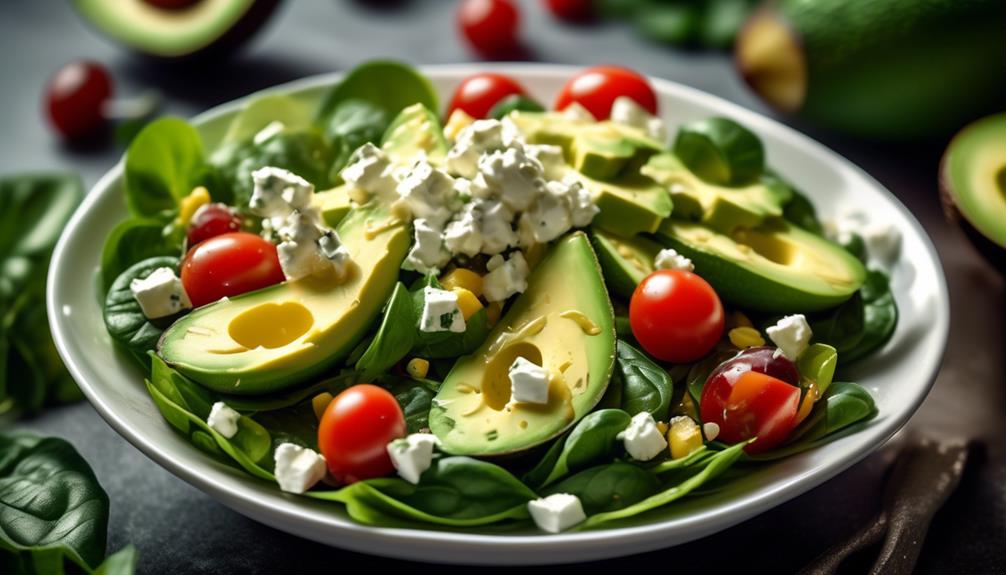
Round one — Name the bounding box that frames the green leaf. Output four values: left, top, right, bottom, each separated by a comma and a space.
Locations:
782, 186, 824, 235
124, 117, 207, 218
544, 462, 660, 515
324, 99, 390, 181
842, 270, 898, 364
635, 2, 701, 45
222, 94, 313, 146
103, 257, 180, 370
316, 61, 438, 128
613, 340, 673, 420
488, 94, 544, 120
796, 343, 837, 396
93, 545, 138, 575
356, 283, 416, 379
100, 217, 182, 292
808, 292, 866, 353
686, 345, 738, 409
698, 0, 754, 49
673, 117, 765, 186
523, 409, 632, 489
409, 276, 490, 359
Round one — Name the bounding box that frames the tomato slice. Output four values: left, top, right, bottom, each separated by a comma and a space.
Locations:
701, 371, 800, 454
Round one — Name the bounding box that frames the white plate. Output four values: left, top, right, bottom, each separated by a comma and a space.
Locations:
47, 64, 948, 565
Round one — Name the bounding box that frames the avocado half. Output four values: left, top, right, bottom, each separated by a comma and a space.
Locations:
74, 0, 281, 59
940, 112, 1006, 272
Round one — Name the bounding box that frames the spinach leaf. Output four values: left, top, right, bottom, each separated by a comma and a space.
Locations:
355, 282, 416, 379
103, 256, 179, 369
809, 292, 866, 353
217, 373, 356, 412
781, 186, 824, 235
613, 340, 673, 420
686, 345, 738, 409
645, 444, 712, 474
254, 402, 320, 455
523, 409, 632, 489
324, 99, 389, 180
842, 270, 898, 364
100, 218, 180, 291
544, 462, 660, 516
409, 276, 490, 359
222, 94, 313, 146
796, 343, 837, 396
316, 61, 438, 128
124, 118, 208, 218
312, 456, 534, 527
488, 94, 544, 120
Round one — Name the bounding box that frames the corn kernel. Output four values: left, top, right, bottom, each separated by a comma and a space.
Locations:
668, 416, 703, 459
443, 109, 475, 142
440, 268, 483, 298
176, 186, 211, 227
656, 421, 669, 436
672, 393, 699, 420
727, 311, 754, 330
486, 301, 502, 327
729, 326, 766, 349
312, 392, 334, 421
406, 357, 430, 380
451, 287, 483, 321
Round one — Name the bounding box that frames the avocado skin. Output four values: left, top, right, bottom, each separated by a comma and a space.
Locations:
743, 0, 1006, 139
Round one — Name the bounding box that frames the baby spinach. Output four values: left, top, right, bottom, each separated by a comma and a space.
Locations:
796, 343, 837, 396
323, 99, 389, 179
808, 292, 866, 354
222, 94, 313, 146
612, 340, 673, 420
316, 61, 438, 129
100, 218, 180, 291
409, 276, 490, 359
781, 186, 824, 235
374, 375, 437, 434
103, 256, 179, 369
842, 270, 898, 364
124, 117, 208, 218
544, 462, 660, 515
523, 409, 632, 489
645, 445, 712, 474
355, 282, 416, 379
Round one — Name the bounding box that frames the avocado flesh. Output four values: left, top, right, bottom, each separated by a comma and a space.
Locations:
74, 0, 278, 58
643, 152, 788, 233
381, 103, 449, 165
590, 229, 662, 299
940, 112, 1006, 269
429, 232, 616, 456
654, 219, 865, 312
158, 203, 409, 394
314, 185, 352, 229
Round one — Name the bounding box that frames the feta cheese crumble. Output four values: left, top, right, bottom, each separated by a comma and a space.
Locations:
766, 314, 813, 360
405, 218, 451, 274
610, 96, 667, 142
825, 210, 902, 267
483, 251, 529, 302
509, 356, 550, 404
419, 286, 466, 333
396, 161, 458, 228
654, 248, 694, 272
129, 267, 192, 320
387, 433, 439, 484
273, 443, 327, 494
618, 412, 668, 461
207, 402, 240, 439
340, 142, 398, 203
527, 493, 587, 533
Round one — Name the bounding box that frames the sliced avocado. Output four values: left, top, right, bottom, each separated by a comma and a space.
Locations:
380, 103, 448, 165
314, 185, 352, 229
590, 229, 662, 299
506, 110, 591, 152
430, 232, 616, 456
654, 219, 865, 312
940, 111, 1006, 271
158, 203, 410, 394
578, 171, 673, 237
73, 0, 280, 59
643, 152, 789, 233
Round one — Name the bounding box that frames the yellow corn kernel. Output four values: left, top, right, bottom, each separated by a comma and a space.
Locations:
451, 287, 483, 321
794, 383, 818, 426
727, 311, 754, 330
672, 393, 699, 420
485, 301, 503, 327
668, 416, 703, 460
312, 392, 334, 421
407, 357, 430, 380
522, 242, 547, 269
444, 108, 475, 141
176, 186, 211, 227
729, 326, 766, 349
656, 421, 669, 436
440, 268, 483, 298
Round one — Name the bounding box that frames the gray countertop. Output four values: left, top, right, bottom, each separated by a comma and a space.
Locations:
3, 1, 1004, 572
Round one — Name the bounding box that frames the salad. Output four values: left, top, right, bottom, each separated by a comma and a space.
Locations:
100, 61, 898, 533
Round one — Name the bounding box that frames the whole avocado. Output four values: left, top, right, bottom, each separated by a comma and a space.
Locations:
735, 0, 1006, 139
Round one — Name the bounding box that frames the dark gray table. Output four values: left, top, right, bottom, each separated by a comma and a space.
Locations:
3, 1, 1004, 572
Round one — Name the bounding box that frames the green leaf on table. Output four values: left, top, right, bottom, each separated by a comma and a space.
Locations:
613, 340, 673, 420
523, 409, 632, 489
103, 256, 180, 369
356, 282, 416, 379
124, 117, 208, 218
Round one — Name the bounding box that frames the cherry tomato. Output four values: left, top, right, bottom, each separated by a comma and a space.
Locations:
458, 0, 520, 58
318, 384, 407, 484
181, 232, 284, 308
629, 270, 724, 363
45, 60, 113, 141
187, 203, 243, 247
700, 370, 800, 453
447, 73, 527, 119
554, 65, 657, 120
706, 346, 800, 388
544, 0, 594, 21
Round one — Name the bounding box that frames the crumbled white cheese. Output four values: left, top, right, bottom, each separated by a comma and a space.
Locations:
250, 167, 314, 218
276, 210, 343, 281
396, 161, 458, 228
825, 210, 902, 267
558, 176, 599, 228
618, 412, 668, 462
477, 146, 545, 212
654, 248, 694, 272
443, 202, 483, 257
419, 286, 466, 333
317, 230, 352, 276
387, 433, 439, 484
483, 251, 529, 302
527, 493, 586, 533
766, 314, 813, 360
525, 184, 572, 243
446, 119, 509, 179
560, 102, 596, 122
273, 443, 327, 494
130, 267, 192, 319
478, 199, 518, 255
207, 402, 241, 439
509, 356, 550, 404
405, 219, 451, 274
341, 142, 399, 202
610, 96, 666, 142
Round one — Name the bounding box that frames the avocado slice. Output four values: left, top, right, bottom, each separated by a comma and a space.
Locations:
381, 103, 449, 165
429, 232, 616, 456
158, 203, 410, 394
643, 152, 790, 233
590, 229, 662, 299
314, 185, 352, 229
73, 0, 280, 59
940, 112, 1006, 272
578, 171, 673, 237
654, 219, 865, 312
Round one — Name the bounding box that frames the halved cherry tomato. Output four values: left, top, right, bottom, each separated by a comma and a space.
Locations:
447, 72, 527, 119
629, 270, 724, 363
700, 370, 800, 454
181, 232, 284, 308
45, 60, 112, 141
457, 0, 520, 58
186, 203, 242, 247
554, 65, 657, 119
318, 384, 407, 484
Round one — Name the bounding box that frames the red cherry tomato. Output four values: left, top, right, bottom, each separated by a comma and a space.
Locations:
318, 384, 407, 484
181, 232, 285, 308
45, 60, 113, 141
544, 0, 594, 21
447, 73, 527, 119
187, 203, 243, 247
700, 370, 800, 453
458, 0, 520, 58
629, 270, 724, 363
554, 65, 657, 120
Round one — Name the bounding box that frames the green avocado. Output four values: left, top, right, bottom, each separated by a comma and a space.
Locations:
157, 203, 409, 394
73, 0, 281, 59
429, 232, 616, 456
643, 152, 790, 233
590, 229, 662, 299
381, 103, 448, 165
654, 219, 865, 312
314, 185, 352, 229
939, 111, 1006, 271
578, 171, 673, 237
